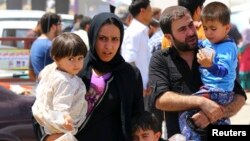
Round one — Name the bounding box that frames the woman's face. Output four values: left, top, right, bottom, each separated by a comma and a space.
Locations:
95, 24, 121, 62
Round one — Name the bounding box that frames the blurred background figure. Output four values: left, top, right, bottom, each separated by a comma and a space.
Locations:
63, 14, 83, 32
29, 12, 62, 78
115, 4, 132, 30
178, 0, 206, 40
26, 20, 42, 38
148, 18, 160, 38
27, 20, 42, 80
110, 4, 116, 13
228, 23, 242, 46
121, 0, 153, 111
152, 7, 161, 21
148, 18, 163, 53
73, 15, 92, 50
148, 7, 162, 38
228, 23, 242, 82
238, 28, 250, 93
72, 14, 84, 31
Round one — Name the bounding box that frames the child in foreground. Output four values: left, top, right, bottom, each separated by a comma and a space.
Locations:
179, 2, 238, 141
32, 32, 88, 141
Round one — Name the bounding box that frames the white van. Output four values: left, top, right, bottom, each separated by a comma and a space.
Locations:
0, 10, 73, 78
0, 20, 37, 48
0, 10, 74, 32
0, 10, 74, 48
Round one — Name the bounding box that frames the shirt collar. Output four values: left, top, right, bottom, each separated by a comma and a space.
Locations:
131, 18, 149, 34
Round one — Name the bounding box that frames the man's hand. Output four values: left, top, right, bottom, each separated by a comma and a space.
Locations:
198, 97, 224, 123
191, 111, 210, 128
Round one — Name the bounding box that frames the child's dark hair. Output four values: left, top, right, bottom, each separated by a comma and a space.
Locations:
160, 6, 190, 34
201, 2, 231, 25
51, 32, 88, 61
132, 111, 161, 134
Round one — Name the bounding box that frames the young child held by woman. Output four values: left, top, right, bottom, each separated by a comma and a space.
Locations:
32, 32, 88, 141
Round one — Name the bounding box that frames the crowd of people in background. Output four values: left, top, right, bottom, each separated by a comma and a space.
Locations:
24, 0, 249, 141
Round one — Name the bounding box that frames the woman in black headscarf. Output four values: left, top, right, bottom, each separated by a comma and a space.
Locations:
38, 12, 143, 141
74, 12, 144, 141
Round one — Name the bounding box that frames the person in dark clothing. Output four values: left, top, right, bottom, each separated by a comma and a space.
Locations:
148, 6, 246, 141
43, 12, 144, 141
110, 4, 116, 13
228, 23, 242, 82
63, 14, 83, 32
228, 23, 242, 46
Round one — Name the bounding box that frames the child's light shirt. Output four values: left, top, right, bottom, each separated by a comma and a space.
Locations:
32, 63, 87, 135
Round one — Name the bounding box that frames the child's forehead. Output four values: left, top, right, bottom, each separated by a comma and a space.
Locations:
202, 20, 225, 26
133, 128, 156, 135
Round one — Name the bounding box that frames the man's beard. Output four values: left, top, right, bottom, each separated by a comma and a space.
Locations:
172, 35, 198, 52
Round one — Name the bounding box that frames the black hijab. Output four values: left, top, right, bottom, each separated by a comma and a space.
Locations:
77, 13, 144, 141
87, 12, 125, 73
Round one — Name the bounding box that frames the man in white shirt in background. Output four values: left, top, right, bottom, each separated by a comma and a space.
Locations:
121, 0, 152, 110
73, 16, 91, 50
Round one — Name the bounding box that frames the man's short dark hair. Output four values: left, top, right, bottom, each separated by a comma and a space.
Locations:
129, 0, 150, 17
73, 14, 84, 23
40, 12, 61, 34
80, 16, 92, 30
160, 6, 190, 34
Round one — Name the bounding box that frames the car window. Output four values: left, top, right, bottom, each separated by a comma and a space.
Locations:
2, 29, 30, 48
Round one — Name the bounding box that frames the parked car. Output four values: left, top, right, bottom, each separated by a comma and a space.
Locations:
0, 86, 36, 141
0, 10, 73, 80
0, 21, 37, 48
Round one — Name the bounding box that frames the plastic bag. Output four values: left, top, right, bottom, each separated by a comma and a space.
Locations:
168, 134, 186, 141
